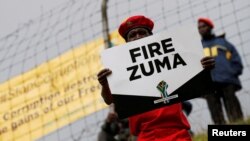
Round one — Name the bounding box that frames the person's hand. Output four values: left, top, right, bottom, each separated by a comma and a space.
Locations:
97, 68, 112, 86
200, 56, 215, 70
97, 68, 113, 104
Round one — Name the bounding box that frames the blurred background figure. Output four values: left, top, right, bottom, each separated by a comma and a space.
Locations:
97, 104, 136, 141
198, 17, 244, 125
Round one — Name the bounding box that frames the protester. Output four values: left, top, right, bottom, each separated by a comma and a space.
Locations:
97, 104, 132, 141
97, 15, 215, 141
198, 17, 244, 124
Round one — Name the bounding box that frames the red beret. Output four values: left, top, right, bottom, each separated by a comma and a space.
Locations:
198, 17, 214, 28
118, 15, 154, 39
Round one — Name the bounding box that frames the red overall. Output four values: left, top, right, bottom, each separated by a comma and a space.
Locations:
129, 103, 192, 141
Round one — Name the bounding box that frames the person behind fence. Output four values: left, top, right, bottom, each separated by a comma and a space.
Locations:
198, 17, 244, 124
97, 15, 215, 141
97, 103, 134, 141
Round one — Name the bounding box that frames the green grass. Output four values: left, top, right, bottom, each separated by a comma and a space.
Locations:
192, 117, 250, 141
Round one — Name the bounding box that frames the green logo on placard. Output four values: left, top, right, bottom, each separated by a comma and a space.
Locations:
154, 80, 178, 104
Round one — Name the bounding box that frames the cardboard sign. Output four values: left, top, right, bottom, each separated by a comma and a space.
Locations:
101, 24, 214, 119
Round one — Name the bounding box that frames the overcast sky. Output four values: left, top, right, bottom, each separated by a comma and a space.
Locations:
0, 0, 69, 38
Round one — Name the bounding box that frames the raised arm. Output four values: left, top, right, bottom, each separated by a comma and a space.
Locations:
97, 68, 113, 105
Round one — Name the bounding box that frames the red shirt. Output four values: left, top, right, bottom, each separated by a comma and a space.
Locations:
129, 103, 191, 141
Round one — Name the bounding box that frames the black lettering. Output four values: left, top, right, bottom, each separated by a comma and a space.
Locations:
161, 38, 175, 53
148, 42, 162, 58
141, 46, 149, 59
127, 65, 141, 81
129, 48, 141, 63
140, 61, 154, 76
154, 56, 172, 73
173, 53, 187, 68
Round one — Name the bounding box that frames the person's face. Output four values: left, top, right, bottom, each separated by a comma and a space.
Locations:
126, 27, 151, 42
198, 21, 212, 37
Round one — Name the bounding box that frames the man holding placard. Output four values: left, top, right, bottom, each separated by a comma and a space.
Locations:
98, 15, 215, 141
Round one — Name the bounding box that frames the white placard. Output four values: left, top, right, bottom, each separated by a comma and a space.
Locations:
101, 24, 203, 97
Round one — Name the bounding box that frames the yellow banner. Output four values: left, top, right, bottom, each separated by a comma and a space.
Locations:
0, 31, 125, 141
